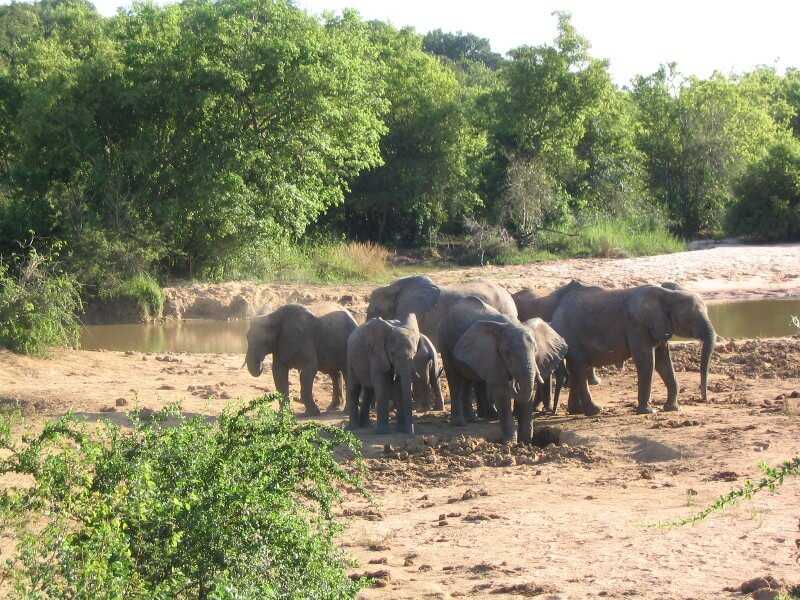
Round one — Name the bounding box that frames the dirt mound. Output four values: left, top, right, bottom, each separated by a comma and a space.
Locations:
366, 433, 595, 488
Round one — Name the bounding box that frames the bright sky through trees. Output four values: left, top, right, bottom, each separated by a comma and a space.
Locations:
82, 0, 800, 86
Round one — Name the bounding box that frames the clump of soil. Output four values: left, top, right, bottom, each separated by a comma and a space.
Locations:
367, 433, 594, 487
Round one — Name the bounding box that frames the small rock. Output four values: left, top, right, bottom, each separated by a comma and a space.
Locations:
418, 564, 432, 572
368, 557, 387, 565
790, 390, 800, 398
438, 520, 449, 527
157, 384, 176, 390
115, 398, 128, 407
403, 557, 414, 566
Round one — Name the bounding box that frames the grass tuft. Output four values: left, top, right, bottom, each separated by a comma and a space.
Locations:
101, 273, 164, 320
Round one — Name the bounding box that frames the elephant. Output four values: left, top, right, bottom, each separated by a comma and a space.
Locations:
438, 297, 567, 443
245, 303, 358, 415
368, 275, 517, 418
549, 282, 716, 416
384, 323, 444, 412
367, 275, 517, 349
346, 314, 422, 434
513, 282, 599, 413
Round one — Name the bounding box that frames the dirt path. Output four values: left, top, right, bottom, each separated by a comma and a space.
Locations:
2, 338, 799, 599
161, 243, 800, 321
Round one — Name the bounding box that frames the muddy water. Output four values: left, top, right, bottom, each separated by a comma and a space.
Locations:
80, 298, 800, 354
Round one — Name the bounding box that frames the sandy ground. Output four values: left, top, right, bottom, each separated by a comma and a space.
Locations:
1, 339, 799, 599
2, 245, 800, 598
161, 243, 800, 321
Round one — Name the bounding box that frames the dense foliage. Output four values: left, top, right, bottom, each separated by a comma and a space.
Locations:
0, 394, 367, 599
0, 246, 81, 355
1, 1, 799, 295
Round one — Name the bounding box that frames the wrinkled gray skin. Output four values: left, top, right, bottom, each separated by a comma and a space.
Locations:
347, 314, 421, 434
245, 304, 358, 415
386, 322, 444, 412
513, 283, 600, 413
438, 297, 567, 443
550, 282, 716, 415
368, 275, 516, 418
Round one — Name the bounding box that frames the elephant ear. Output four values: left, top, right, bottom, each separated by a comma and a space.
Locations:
454, 320, 507, 382
367, 319, 392, 373
395, 276, 440, 319
277, 305, 317, 362
628, 287, 672, 343
523, 318, 568, 377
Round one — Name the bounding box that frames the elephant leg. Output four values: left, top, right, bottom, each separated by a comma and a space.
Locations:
476, 381, 496, 420
374, 374, 392, 434
272, 362, 290, 406
464, 384, 477, 423
347, 380, 361, 428
431, 360, 445, 411
588, 368, 601, 386
359, 387, 374, 427
567, 358, 600, 416
532, 373, 552, 413
398, 382, 414, 435
631, 343, 656, 414
517, 392, 533, 444
493, 385, 514, 443
444, 362, 467, 426
552, 361, 567, 414
299, 368, 321, 416
655, 343, 679, 411
327, 371, 343, 412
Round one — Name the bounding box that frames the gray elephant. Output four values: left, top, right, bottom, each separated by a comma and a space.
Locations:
245, 303, 358, 415
385, 324, 444, 412
346, 314, 422, 434
368, 275, 516, 418
550, 282, 716, 415
367, 275, 517, 349
439, 297, 567, 442
514, 283, 600, 412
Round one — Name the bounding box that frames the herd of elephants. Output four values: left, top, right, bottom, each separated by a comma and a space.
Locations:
244, 276, 717, 443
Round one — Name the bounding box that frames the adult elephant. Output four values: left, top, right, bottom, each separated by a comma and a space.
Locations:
514, 282, 600, 412
245, 303, 358, 415
550, 283, 716, 416
346, 314, 421, 434
367, 275, 517, 349
439, 297, 567, 442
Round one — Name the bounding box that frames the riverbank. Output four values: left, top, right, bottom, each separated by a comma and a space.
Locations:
1, 338, 799, 598
153, 243, 800, 323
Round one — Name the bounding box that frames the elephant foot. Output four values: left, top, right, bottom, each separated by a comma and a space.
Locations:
452, 416, 467, 427
397, 423, 415, 435
663, 401, 680, 412
583, 402, 602, 417
636, 404, 657, 415
304, 404, 322, 417
588, 372, 601, 386
375, 423, 390, 435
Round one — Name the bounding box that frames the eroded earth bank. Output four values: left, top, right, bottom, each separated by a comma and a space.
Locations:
2, 244, 800, 599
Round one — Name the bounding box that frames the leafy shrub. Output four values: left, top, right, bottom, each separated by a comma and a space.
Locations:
458, 219, 517, 265
0, 249, 82, 355
0, 395, 367, 599
100, 273, 165, 320
728, 138, 800, 241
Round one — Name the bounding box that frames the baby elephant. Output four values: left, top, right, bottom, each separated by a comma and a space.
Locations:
387, 321, 444, 412
245, 303, 358, 415
347, 314, 422, 434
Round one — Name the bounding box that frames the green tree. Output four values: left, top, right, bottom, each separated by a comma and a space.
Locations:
336, 22, 485, 245
422, 29, 503, 70
728, 136, 800, 240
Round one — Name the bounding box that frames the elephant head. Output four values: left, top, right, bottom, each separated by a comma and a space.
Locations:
368, 314, 422, 433
367, 276, 440, 320
245, 312, 279, 377
454, 317, 567, 442
632, 287, 717, 402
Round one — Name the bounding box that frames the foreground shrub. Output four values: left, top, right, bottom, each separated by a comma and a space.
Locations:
0, 395, 367, 599
100, 273, 165, 320
0, 249, 82, 355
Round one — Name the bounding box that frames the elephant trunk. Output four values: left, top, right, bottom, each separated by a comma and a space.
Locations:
246, 349, 264, 377
698, 319, 716, 402
514, 361, 537, 443
397, 363, 415, 434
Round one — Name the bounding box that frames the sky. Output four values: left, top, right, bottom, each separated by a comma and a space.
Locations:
85, 0, 800, 86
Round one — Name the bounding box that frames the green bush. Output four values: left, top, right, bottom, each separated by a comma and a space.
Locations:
0, 249, 82, 355
0, 395, 367, 599
101, 273, 165, 320
728, 138, 800, 241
